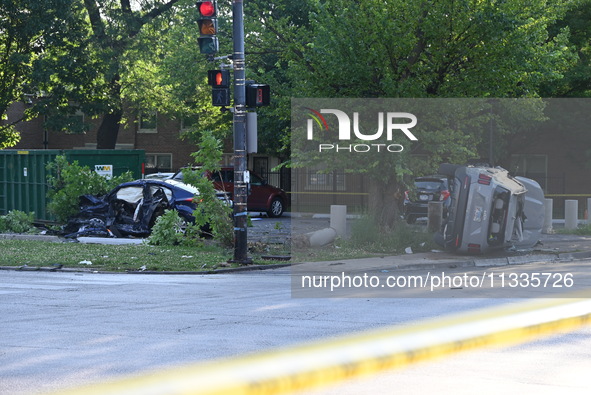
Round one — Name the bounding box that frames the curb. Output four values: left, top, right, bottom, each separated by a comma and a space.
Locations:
0, 263, 292, 275
0, 234, 63, 242
2, 251, 591, 275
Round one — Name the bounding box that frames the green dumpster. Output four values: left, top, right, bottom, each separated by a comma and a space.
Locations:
0, 149, 145, 221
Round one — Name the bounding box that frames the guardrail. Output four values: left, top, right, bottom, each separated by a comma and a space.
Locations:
49, 292, 591, 395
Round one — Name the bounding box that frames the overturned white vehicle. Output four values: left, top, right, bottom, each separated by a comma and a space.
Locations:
434, 164, 545, 254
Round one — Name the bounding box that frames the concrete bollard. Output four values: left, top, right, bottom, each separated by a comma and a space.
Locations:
427, 201, 443, 233
308, 227, 338, 247
564, 199, 578, 230
292, 227, 338, 249
543, 198, 553, 234
330, 205, 347, 237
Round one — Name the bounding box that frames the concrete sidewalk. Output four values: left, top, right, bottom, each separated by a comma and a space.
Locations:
296, 232, 591, 272
1, 228, 590, 273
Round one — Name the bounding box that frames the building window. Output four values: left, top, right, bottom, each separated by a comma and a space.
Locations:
69, 109, 85, 125
510, 154, 548, 192
138, 111, 157, 133
305, 168, 346, 191
180, 114, 199, 132
253, 157, 268, 179
145, 153, 172, 173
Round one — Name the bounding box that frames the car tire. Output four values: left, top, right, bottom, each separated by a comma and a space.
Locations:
405, 215, 416, 224
267, 197, 284, 218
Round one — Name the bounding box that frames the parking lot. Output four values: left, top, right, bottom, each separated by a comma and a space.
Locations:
247, 214, 331, 244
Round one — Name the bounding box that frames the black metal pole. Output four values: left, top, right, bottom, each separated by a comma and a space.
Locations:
231, 0, 251, 264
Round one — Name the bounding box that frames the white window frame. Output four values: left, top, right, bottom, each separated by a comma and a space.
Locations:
138, 111, 157, 133
145, 153, 173, 172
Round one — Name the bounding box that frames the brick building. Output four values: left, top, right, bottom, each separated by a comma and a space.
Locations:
5, 102, 282, 178
4, 100, 590, 216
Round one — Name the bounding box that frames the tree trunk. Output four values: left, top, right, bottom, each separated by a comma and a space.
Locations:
96, 110, 122, 149
367, 177, 403, 229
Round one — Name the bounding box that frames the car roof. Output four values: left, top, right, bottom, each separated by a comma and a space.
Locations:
414, 175, 448, 182
163, 179, 199, 194
121, 179, 200, 195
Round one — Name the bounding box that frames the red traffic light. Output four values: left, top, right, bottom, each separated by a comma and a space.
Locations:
207, 70, 230, 87
197, 1, 217, 54
197, 1, 216, 17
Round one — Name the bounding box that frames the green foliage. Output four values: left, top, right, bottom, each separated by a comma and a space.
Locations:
182, 130, 234, 247
46, 155, 134, 222
290, 0, 574, 98
0, 124, 21, 149
281, 0, 578, 226
0, 210, 37, 234
558, 223, 591, 235
346, 215, 435, 254
148, 209, 203, 247
0, 0, 79, 146
544, 0, 591, 97
6, 0, 192, 148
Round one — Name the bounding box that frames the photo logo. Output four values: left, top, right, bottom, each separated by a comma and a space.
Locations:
305, 108, 418, 153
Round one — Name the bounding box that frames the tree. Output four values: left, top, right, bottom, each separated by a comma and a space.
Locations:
82, 0, 185, 148
137, 1, 234, 145
287, 0, 576, 227
19, 0, 185, 149
0, 0, 77, 148
543, 0, 591, 97
242, 1, 316, 161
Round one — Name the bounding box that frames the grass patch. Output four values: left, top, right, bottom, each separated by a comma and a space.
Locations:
0, 240, 287, 272
556, 224, 591, 236
292, 245, 386, 262
292, 216, 437, 262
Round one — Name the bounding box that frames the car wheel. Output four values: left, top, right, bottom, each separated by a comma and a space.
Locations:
268, 197, 284, 217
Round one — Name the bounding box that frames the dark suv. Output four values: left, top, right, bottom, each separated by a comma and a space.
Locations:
403, 176, 451, 224
173, 167, 289, 217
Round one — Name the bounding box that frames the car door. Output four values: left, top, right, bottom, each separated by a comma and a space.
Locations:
247, 172, 268, 210
210, 169, 234, 197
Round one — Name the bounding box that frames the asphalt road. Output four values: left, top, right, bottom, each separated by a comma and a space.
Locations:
2, 260, 591, 394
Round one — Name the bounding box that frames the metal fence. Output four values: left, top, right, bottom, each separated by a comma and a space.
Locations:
264, 170, 589, 219
265, 169, 369, 214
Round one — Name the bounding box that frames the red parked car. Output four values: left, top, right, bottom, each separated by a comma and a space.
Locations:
172, 167, 289, 217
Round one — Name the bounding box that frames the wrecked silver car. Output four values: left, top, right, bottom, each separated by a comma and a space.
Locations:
434, 164, 544, 254
64, 179, 230, 238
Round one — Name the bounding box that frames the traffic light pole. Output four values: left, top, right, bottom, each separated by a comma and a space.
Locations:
231, 0, 251, 264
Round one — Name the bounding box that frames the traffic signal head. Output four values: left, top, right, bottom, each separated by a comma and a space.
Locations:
197, 1, 216, 17
246, 84, 271, 107
207, 69, 231, 106
196, 1, 218, 54
211, 88, 231, 107
198, 19, 217, 35
207, 70, 230, 88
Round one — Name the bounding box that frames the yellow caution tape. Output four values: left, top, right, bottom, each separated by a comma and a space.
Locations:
49, 291, 591, 395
